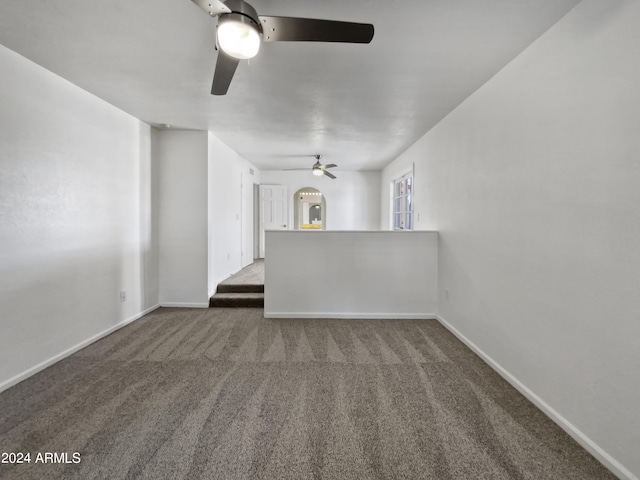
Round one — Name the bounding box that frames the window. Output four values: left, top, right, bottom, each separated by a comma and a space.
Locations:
393, 172, 413, 230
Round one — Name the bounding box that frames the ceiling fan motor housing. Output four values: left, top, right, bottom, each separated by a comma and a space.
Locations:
219, 0, 262, 35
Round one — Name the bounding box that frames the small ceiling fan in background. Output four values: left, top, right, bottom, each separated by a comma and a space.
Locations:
189, 0, 375, 95
285, 155, 338, 179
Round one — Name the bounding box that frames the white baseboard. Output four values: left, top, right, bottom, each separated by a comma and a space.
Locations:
436, 315, 637, 480
264, 312, 437, 320
159, 302, 209, 308
0, 304, 160, 394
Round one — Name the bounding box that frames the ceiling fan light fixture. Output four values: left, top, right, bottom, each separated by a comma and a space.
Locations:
217, 15, 261, 59
312, 167, 324, 176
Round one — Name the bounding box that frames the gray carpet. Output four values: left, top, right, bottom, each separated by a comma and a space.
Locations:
0, 308, 615, 479
210, 261, 265, 307
218, 260, 264, 288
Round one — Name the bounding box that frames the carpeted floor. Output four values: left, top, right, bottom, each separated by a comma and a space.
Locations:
0, 308, 615, 479
218, 260, 264, 287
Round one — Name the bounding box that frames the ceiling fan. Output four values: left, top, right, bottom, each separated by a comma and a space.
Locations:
285, 155, 338, 179
189, 0, 374, 95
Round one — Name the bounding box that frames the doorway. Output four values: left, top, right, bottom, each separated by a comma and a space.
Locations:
293, 187, 326, 230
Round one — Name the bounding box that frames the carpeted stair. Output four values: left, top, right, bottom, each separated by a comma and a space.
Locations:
209, 282, 264, 308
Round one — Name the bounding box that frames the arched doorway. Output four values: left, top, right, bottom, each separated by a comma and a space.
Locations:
293, 187, 326, 230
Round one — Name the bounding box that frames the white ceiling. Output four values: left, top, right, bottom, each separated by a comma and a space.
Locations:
0, 0, 580, 171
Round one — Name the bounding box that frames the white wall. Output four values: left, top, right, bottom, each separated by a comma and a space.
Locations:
261, 170, 380, 230
155, 130, 209, 307
381, 1, 640, 478
265, 231, 438, 319
152, 130, 260, 304
144, 129, 160, 309
0, 44, 158, 389
208, 132, 260, 294
0, 44, 259, 389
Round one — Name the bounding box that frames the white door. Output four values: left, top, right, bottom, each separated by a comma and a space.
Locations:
259, 185, 288, 258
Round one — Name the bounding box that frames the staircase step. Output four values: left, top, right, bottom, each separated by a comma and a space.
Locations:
209, 292, 264, 308
216, 283, 264, 294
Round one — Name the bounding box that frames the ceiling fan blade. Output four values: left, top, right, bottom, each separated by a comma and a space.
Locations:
324, 170, 337, 179
323, 164, 337, 169
258, 16, 374, 43
211, 50, 239, 95
190, 0, 231, 16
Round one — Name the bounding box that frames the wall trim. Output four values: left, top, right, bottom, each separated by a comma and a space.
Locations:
159, 302, 209, 308
436, 315, 637, 480
264, 312, 437, 320
0, 304, 160, 394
